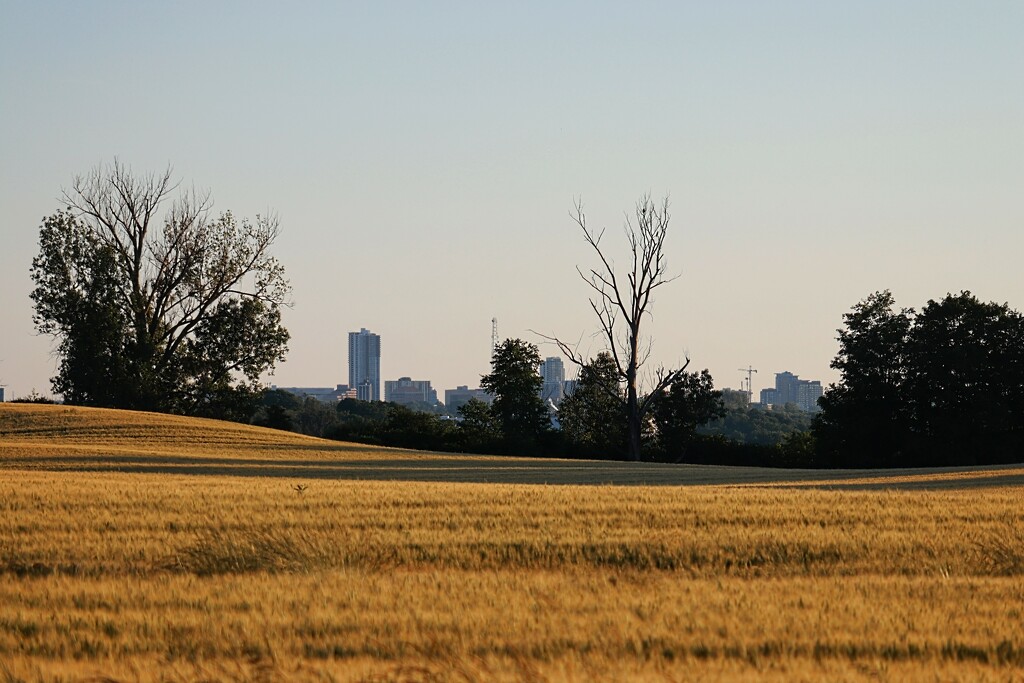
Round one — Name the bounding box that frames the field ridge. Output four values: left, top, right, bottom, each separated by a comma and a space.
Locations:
3, 403, 1023, 488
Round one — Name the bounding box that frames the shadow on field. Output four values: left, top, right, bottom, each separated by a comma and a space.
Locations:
9, 453, 1024, 489
779, 473, 1024, 491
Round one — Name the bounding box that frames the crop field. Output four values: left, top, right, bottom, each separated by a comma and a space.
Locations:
1, 404, 1023, 681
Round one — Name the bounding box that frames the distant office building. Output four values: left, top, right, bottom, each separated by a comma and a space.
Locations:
444, 386, 492, 414
562, 379, 578, 398
760, 371, 822, 412
0, 387, 4, 403
539, 356, 566, 404
385, 377, 438, 407
354, 380, 373, 402
273, 385, 356, 402
348, 328, 381, 402
795, 381, 824, 413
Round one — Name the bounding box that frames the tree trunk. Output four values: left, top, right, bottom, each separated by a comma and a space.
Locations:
627, 398, 642, 461
626, 347, 642, 461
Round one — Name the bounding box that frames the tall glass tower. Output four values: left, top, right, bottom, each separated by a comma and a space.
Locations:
348, 328, 381, 401
539, 356, 566, 404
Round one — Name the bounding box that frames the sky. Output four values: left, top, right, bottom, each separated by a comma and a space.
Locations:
1, 1, 1022, 402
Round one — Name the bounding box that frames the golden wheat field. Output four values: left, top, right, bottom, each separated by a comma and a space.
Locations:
1, 404, 1023, 682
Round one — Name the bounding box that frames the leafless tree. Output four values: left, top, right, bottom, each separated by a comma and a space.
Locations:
62, 161, 289, 355
548, 194, 689, 461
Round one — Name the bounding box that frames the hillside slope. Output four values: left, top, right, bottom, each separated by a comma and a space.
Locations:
2, 403, 1023, 487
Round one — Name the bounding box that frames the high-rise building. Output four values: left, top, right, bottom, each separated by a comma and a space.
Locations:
539, 356, 566, 404
272, 385, 356, 402
794, 380, 824, 413
348, 328, 381, 402
773, 371, 801, 406
761, 371, 822, 412
444, 386, 492, 414
385, 377, 438, 407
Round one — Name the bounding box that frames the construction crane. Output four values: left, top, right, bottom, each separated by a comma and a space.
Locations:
738, 365, 758, 405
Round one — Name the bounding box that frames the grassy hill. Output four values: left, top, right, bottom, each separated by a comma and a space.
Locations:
2, 402, 1023, 488
2, 403, 1023, 681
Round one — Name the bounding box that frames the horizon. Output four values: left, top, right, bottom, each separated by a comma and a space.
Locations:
2, 2, 1021, 401
268, 329, 825, 406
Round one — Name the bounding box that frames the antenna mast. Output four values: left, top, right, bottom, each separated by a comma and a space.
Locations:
738, 365, 758, 405
491, 317, 499, 353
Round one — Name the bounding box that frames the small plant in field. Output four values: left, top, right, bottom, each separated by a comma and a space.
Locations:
293, 484, 308, 495
972, 521, 1024, 576
11, 389, 56, 404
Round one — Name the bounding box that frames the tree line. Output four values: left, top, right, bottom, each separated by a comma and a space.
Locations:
247, 337, 731, 462
27, 162, 1024, 468
813, 290, 1024, 467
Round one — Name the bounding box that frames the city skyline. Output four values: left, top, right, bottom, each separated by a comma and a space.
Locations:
1, 3, 1021, 402
278, 341, 826, 412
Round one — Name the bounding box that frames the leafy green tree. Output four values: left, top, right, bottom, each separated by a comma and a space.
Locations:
250, 389, 302, 431
814, 290, 1024, 466
776, 430, 817, 467
903, 292, 1024, 463
320, 399, 461, 451
702, 404, 815, 446
30, 211, 132, 406
719, 388, 750, 411
330, 398, 390, 443
813, 291, 912, 466
653, 369, 725, 459
289, 397, 337, 438
336, 398, 391, 422
557, 352, 627, 458
29, 162, 290, 418
378, 404, 458, 451
456, 398, 502, 453
480, 339, 551, 454
398, 400, 446, 415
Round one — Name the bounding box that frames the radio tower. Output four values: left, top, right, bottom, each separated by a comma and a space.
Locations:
738, 365, 758, 405
491, 318, 499, 353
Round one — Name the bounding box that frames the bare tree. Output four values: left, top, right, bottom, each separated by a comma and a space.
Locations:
548, 194, 689, 461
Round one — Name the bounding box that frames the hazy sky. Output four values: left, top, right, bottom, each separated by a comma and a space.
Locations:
1, 1, 1021, 401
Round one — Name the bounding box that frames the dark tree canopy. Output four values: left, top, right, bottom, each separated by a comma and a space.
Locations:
814, 290, 1024, 466
456, 398, 502, 453
557, 352, 627, 458
904, 292, 1024, 462
652, 369, 725, 458
699, 402, 814, 447
30, 161, 290, 418
813, 290, 912, 466
479, 338, 551, 454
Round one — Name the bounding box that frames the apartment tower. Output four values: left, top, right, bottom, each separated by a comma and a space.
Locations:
348, 328, 381, 401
